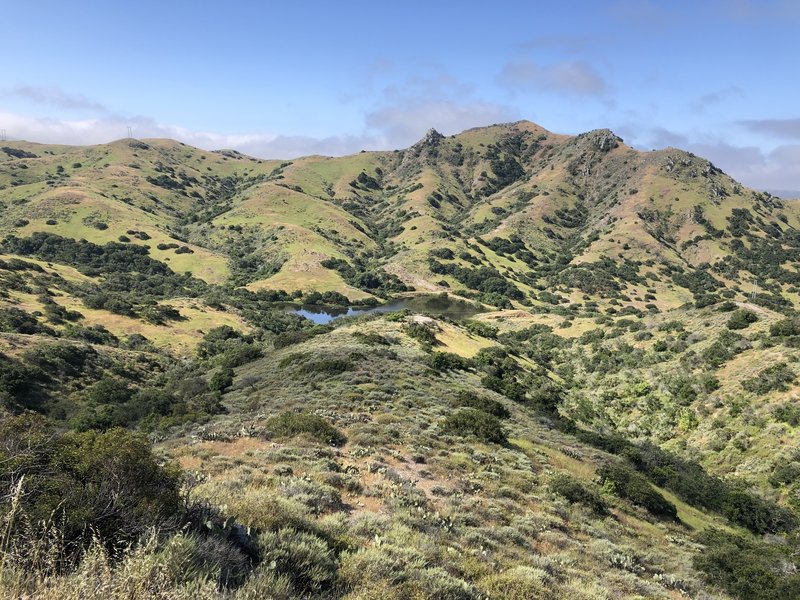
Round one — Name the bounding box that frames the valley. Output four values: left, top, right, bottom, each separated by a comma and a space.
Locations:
2, 122, 800, 599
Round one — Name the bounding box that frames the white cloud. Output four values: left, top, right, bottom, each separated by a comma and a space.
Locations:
688, 87, 743, 113
2, 84, 109, 113
365, 100, 519, 149
738, 118, 800, 140
498, 60, 606, 96
0, 72, 519, 158
0, 111, 282, 153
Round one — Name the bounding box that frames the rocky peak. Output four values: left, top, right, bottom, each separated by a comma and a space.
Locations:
578, 129, 622, 152
420, 128, 444, 147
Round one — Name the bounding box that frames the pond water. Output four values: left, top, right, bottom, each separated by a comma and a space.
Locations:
288, 294, 482, 325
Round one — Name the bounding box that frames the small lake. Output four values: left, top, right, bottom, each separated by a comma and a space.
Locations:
288, 294, 483, 325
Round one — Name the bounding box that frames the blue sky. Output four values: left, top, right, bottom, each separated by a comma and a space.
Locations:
2, 0, 800, 193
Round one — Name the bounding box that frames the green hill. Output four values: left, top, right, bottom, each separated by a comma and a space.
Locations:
2, 123, 800, 599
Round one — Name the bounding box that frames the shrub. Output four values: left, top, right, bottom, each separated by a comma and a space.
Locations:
197, 325, 245, 358
742, 362, 795, 394
265, 411, 346, 446
549, 473, 608, 515
404, 322, 438, 347
218, 343, 263, 369
22, 342, 97, 378
295, 357, 353, 376
406, 567, 476, 599
83, 376, 134, 405
0, 415, 182, 549
0, 353, 43, 410
463, 319, 499, 339
141, 304, 182, 325
694, 529, 800, 600
209, 367, 234, 391
775, 403, 800, 426
597, 463, 677, 520
726, 309, 758, 330
440, 408, 507, 444
703, 330, 750, 368
273, 329, 318, 349
0, 307, 54, 335
352, 331, 391, 346
478, 566, 551, 600
255, 527, 337, 595
717, 300, 737, 312
429, 351, 472, 371
450, 391, 510, 418
768, 461, 800, 487
769, 316, 800, 346
429, 247, 455, 260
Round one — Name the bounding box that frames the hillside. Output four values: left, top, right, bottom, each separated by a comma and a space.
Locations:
2, 124, 800, 599
4, 122, 798, 307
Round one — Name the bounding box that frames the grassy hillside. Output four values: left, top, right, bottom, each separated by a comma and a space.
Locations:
2, 124, 800, 599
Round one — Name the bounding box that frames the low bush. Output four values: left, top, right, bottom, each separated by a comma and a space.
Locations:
255, 527, 338, 596
429, 351, 472, 371
0, 415, 182, 550
549, 473, 608, 515
597, 463, 677, 520
440, 408, 507, 444
404, 322, 438, 348
450, 391, 510, 419
694, 528, 800, 600
265, 411, 346, 446
742, 362, 795, 394
726, 309, 758, 330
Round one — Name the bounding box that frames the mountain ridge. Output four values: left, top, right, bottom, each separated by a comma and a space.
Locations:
3, 120, 800, 598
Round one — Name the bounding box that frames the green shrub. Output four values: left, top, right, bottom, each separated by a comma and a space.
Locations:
478, 566, 551, 600
450, 391, 510, 418
265, 411, 346, 446
463, 319, 499, 339
702, 330, 750, 367
255, 527, 338, 595
775, 403, 800, 426
296, 357, 354, 376
0, 353, 44, 410
549, 473, 608, 515
273, 329, 317, 348
726, 309, 758, 330
218, 343, 262, 369
196, 325, 244, 358
769, 316, 800, 346
405, 322, 438, 347
352, 331, 392, 346
694, 529, 800, 600
440, 408, 507, 444
742, 362, 795, 394
429, 351, 472, 371
0, 415, 182, 549
768, 460, 800, 487
0, 307, 54, 335
716, 301, 737, 312
209, 367, 234, 391
83, 376, 134, 405
406, 567, 476, 600
597, 463, 677, 519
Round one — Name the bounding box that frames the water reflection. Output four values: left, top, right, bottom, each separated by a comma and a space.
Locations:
288, 295, 482, 325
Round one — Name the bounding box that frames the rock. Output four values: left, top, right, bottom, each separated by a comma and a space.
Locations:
579, 128, 622, 152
